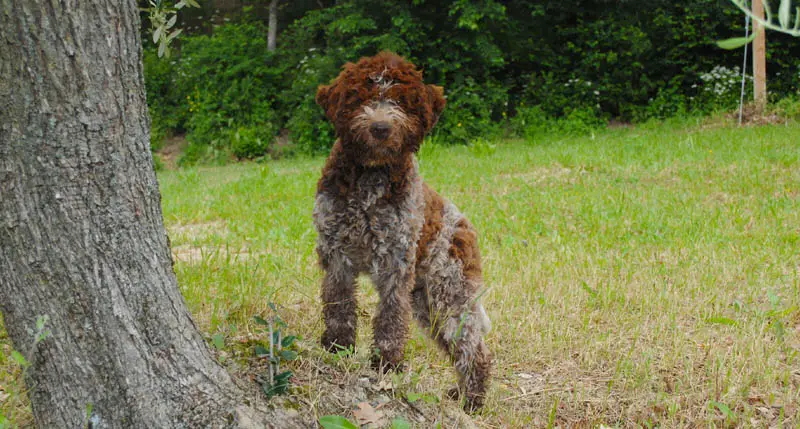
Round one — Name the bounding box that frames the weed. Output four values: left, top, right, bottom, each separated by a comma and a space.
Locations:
253, 304, 298, 399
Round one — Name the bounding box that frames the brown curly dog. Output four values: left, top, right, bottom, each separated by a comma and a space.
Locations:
312, 51, 492, 411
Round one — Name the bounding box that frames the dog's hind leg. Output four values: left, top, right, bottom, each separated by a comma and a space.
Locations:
413, 283, 491, 412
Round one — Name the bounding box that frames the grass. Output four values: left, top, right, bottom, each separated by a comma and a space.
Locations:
2, 117, 799, 427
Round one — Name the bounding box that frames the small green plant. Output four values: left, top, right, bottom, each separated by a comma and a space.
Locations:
2, 316, 52, 426
319, 415, 358, 429
253, 303, 298, 399
318, 415, 412, 429
468, 137, 497, 157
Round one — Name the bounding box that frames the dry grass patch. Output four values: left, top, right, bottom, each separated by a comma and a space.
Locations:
2, 121, 799, 427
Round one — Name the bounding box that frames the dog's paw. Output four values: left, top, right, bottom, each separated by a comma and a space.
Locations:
446, 386, 460, 400
447, 386, 484, 413
370, 354, 406, 374
462, 392, 485, 413
320, 333, 355, 354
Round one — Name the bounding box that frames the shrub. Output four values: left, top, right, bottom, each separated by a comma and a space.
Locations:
691, 65, 753, 114
558, 107, 606, 136
508, 105, 551, 139
773, 96, 800, 120
170, 23, 284, 163
282, 51, 337, 154
231, 125, 275, 160
435, 78, 507, 144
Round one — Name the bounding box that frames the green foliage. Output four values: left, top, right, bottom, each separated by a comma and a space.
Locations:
773, 95, 800, 119
282, 52, 337, 154
692, 65, 754, 114
509, 105, 605, 139
253, 306, 299, 399
730, 0, 800, 36
142, 0, 800, 164
318, 415, 359, 429
145, 0, 200, 58
436, 78, 506, 143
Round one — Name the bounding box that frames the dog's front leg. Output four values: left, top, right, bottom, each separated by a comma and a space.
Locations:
319, 253, 358, 353
370, 259, 414, 371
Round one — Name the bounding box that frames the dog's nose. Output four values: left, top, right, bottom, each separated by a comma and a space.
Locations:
369, 121, 391, 140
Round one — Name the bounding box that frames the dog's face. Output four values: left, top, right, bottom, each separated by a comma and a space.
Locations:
316, 52, 446, 166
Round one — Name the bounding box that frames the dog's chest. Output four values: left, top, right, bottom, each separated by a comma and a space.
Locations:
313, 170, 423, 272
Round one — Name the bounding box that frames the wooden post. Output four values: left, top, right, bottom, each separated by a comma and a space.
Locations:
752, 0, 767, 109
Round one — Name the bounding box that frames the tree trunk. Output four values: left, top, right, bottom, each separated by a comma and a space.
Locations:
0, 1, 299, 427
752, 0, 767, 108
268, 0, 278, 51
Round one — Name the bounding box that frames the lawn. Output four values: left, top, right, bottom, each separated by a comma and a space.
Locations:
2, 118, 799, 427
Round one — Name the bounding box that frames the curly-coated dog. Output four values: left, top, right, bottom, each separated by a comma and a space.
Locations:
312, 52, 492, 411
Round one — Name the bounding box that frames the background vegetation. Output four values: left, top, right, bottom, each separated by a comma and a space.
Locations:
141, 0, 800, 164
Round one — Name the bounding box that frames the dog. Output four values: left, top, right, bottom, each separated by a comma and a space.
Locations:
312, 51, 492, 411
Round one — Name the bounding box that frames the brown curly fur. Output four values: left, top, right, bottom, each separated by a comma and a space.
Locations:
313, 52, 492, 411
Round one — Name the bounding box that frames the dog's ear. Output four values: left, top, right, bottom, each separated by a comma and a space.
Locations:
316, 83, 334, 120
425, 84, 446, 132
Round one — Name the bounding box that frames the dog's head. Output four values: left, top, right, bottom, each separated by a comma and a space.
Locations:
316, 51, 446, 166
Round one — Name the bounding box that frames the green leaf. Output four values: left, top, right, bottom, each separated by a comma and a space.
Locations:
705, 316, 737, 326
279, 350, 298, 361
709, 401, 737, 422
405, 392, 421, 403
281, 335, 296, 348
274, 370, 293, 382
391, 418, 412, 429
185, 0, 201, 8
153, 26, 163, 44
779, 0, 792, 29
253, 315, 270, 326
716, 34, 756, 50
319, 415, 359, 429
166, 14, 177, 29
254, 345, 270, 357
167, 29, 183, 42
211, 333, 225, 350
580, 281, 598, 298
157, 40, 167, 58
36, 315, 48, 331
10, 350, 28, 368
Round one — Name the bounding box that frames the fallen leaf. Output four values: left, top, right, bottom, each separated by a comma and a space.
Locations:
353, 401, 385, 427
376, 378, 394, 391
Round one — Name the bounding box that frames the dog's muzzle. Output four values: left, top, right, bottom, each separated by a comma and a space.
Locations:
369, 121, 391, 140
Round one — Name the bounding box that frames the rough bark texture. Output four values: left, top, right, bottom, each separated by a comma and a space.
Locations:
0, 1, 299, 427
268, 0, 278, 52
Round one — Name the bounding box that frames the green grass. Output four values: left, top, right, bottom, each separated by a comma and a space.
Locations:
2, 118, 799, 427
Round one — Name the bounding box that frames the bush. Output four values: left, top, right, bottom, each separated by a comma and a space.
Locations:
282, 52, 337, 154
690, 65, 753, 114
508, 105, 551, 139
148, 23, 285, 164
773, 96, 800, 120
435, 78, 507, 144
634, 86, 689, 122
141, 1, 800, 165
231, 125, 275, 159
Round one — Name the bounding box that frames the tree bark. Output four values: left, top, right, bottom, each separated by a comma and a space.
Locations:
0, 1, 299, 427
268, 0, 278, 51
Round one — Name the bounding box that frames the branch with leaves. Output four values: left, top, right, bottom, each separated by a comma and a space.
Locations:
730, 0, 800, 36
146, 0, 200, 57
